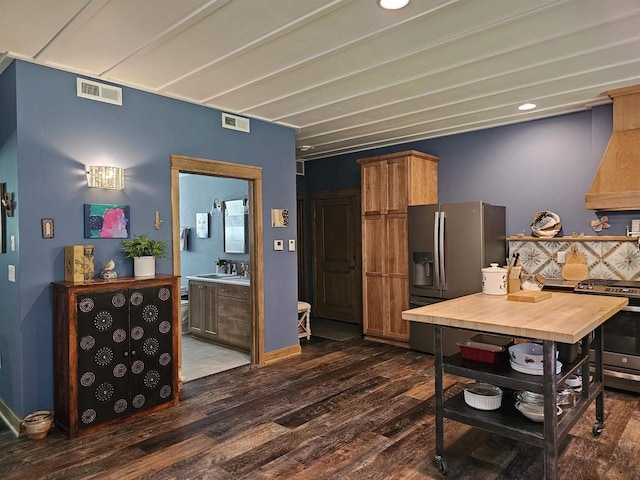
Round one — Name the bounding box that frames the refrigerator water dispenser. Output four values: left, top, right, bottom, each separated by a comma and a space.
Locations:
412, 251, 434, 288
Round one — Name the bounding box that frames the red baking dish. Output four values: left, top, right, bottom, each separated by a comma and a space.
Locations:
457, 341, 505, 363
457, 334, 513, 364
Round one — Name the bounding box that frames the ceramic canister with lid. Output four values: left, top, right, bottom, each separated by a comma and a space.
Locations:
482, 263, 507, 295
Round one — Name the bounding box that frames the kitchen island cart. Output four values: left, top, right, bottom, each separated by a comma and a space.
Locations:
403, 292, 627, 479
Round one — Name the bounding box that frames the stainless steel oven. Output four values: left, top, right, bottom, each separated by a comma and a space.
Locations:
574, 280, 640, 393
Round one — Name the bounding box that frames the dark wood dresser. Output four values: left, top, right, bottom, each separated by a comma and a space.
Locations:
52, 275, 180, 438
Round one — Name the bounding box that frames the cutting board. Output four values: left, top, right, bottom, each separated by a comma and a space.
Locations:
562, 244, 588, 281
507, 291, 552, 303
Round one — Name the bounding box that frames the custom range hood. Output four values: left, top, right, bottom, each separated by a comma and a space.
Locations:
585, 85, 640, 211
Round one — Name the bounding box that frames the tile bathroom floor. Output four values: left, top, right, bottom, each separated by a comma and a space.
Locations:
181, 333, 251, 382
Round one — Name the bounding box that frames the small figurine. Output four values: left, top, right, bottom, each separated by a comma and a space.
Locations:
100, 259, 118, 279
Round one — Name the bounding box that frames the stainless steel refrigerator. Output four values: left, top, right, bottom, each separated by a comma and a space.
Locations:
408, 201, 506, 355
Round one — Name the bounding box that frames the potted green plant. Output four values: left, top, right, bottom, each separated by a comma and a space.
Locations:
121, 234, 168, 277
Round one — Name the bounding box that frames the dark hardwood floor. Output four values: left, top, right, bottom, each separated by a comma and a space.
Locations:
1, 338, 639, 479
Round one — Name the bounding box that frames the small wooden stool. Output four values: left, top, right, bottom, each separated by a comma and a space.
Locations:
297, 301, 311, 340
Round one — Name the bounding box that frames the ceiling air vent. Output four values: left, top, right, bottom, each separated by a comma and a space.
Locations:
222, 112, 250, 133
296, 159, 305, 176
76, 78, 122, 106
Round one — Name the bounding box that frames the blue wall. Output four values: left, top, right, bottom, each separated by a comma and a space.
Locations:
179, 174, 249, 287
0, 62, 20, 413
0, 60, 298, 418
303, 106, 640, 237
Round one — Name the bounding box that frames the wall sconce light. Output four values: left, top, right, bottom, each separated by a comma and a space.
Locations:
87, 166, 125, 190
210, 198, 222, 215
2, 191, 13, 217
243, 196, 249, 214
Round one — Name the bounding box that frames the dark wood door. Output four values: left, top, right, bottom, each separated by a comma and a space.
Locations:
128, 285, 176, 413
76, 290, 131, 429
312, 189, 362, 325
296, 192, 309, 302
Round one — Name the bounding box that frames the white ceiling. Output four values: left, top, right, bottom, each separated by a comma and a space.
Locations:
1, 0, 640, 160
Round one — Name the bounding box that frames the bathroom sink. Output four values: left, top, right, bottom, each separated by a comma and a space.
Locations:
195, 273, 245, 280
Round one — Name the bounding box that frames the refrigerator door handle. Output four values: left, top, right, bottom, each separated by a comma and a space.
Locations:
439, 211, 446, 290
433, 211, 440, 289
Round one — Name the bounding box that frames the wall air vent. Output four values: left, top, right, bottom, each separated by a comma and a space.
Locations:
76, 78, 122, 106
296, 159, 305, 176
222, 112, 250, 133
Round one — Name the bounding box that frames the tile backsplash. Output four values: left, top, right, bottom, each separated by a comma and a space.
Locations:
508, 237, 640, 281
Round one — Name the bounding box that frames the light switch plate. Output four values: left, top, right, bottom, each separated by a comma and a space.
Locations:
288, 239, 295, 251
274, 240, 284, 251
8, 265, 15, 282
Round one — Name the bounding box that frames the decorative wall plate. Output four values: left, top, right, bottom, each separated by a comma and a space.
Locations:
531, 211, 561, 237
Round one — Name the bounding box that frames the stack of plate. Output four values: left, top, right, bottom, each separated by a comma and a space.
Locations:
513, 387, 574, 422
515, 401, 562, 422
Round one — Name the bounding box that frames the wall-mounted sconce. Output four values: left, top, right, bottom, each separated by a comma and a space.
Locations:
2, 191, 13, 217
243, 196, 249, 214
87, 166, 125, 190
210, 198, 222, 215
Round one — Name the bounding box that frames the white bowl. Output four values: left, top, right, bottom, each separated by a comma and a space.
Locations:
515, 401, 562, 422
463, 383, 503, 410
509, 342, 558, 368
510, 359, 562, 376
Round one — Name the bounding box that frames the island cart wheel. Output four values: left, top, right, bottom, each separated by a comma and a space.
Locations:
592, 422, 604, 436
434, 455, 449, 475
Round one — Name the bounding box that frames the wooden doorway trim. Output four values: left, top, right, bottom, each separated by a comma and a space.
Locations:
170, 154, 264, 365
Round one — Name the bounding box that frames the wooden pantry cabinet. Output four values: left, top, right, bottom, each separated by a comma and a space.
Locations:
358, 151, 438, 345
52, 275, 180, 438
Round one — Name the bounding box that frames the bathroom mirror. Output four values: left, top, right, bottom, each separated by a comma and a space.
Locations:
223, 199, 247, 253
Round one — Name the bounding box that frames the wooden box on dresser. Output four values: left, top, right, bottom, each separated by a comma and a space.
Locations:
52, 275, 180, 438
358, 150, 438, 346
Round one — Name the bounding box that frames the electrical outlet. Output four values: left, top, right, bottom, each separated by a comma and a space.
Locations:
274, 240, 284, 251
8, 265, 15, 282
288, 239, 295, 251
557, 251, 566, 264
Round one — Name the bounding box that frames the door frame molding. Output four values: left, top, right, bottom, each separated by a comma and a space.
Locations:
170, 154, 264, 365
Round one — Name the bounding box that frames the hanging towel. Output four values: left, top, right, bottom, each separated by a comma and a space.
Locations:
180, 228, 189, 251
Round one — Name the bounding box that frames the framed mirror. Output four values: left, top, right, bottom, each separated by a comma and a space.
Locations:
223, 199, 247, 253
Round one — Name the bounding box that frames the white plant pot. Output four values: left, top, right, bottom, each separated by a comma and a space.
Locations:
133, 256, 156, 277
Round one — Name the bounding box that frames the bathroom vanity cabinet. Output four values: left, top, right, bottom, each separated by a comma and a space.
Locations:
188, 279, 251, 351
52, 275, 180, 438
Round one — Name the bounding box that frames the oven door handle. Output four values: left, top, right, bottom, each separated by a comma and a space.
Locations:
600, 368, 640, 383
621, 305, 640, 313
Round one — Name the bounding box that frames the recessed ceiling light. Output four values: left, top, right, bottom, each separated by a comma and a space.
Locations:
297, 145, 314, 152
518, 103, 537, 111
378, 0, 410, 10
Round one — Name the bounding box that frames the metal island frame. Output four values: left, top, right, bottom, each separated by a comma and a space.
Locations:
402, 292, 628, 479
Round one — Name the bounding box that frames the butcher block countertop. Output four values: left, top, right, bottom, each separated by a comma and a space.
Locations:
402, 292, 628, 344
